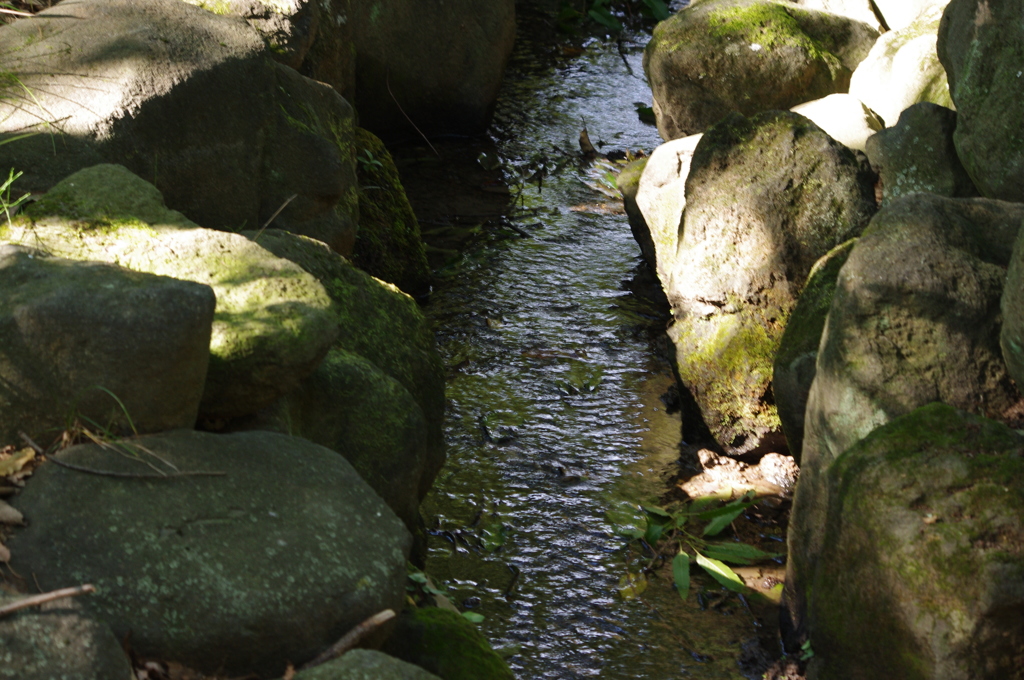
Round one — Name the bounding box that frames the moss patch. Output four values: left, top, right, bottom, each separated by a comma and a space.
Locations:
383, 607, 514, 680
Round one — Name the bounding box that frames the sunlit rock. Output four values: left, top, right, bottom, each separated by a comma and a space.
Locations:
790, 93, 884, 152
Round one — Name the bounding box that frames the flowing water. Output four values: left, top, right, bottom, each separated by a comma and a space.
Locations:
408, 11, 781, 679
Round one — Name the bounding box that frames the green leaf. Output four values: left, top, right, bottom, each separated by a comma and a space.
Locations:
617, 572, 648, 600
695, 491, 756, 520
462, 612, 486, 623
701, 541, 783, 565
702, 508, 745, 536
641, 0, 671, 20
643, 521, 665, 545
408, 573, 428, 584
695, 552, 750, 594
642, 505, 672, 519
672, 551, 690, 601
587, 6, 623, 31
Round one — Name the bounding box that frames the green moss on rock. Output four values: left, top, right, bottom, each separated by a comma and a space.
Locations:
709, 3, 841, 76
382, 607, 514, 680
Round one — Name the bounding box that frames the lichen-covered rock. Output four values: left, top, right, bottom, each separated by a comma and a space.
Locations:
0, 588, 135, 679
0, 0, 357, 253
246, 230, 446, 497
616, 157, 652, 270
7, 430, 411, 677
999, 229, 1024, 389
643, 0, 878, 140
790, 93, 884, 152
849, 4, 952, 128
772, 239, 856, 460
668, 111, 876, 455
865, 103, 978, 205
291, 650, 443, 680
382, 607, 514, 680
352, 128, 430, 296
804, 403, 1024, 680
938, 0, 1024, 202
786, 193, 1024, 643
0, 245, 214, 448
4, 165, 339, 420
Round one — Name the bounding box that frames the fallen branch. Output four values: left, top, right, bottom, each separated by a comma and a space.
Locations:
20, 432, 225, 479
299, 608, 396, 670
0, 584, 95, 619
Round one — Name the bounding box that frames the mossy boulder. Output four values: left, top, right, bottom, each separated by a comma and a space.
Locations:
5, 165, 339, 421
0, 590, 134, 679
668, 110, 876, 455
7, 429, 411, 677
382, 607, 514, 680
772, 239, 856, 460
792, 0, 881, 29
849, 4, 952, 128
643, 0, 878, 139
804, 403, 1024, 679
352, 128, 430, 296
290, 650, 443, 680
865, 103, 978, 205
0, 0, 357, 253
938, 0, 1024, 202
0, 245, 215, 448
246, 230, 446, 497
787, 193, 1024, 643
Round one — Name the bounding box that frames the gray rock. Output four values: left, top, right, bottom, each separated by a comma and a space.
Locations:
292, 650, 442, 680
938, 0, 1024, 202
790, 93, 884, 152
805, 403, 1024, 680
668, 111, 875, 455
875, 0, 950, 31
786, 193, 1024, 643
4, 165, 339, 421
849, 4, 953, 128
7, 429, 411, 677
0, 0, 358, 254
0, 246, 214, 448
999, 228, 1024, 389
772, 239, 856, 461
643, 0, 878, 140
792, 0, 881, 30
615, 157, 653, 272
865, 103, 978, 205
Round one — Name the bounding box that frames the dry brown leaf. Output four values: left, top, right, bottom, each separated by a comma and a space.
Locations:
282, 664, 296, 680
0, 541, 9, 562
0, 448, 34, 477
0, 500, 22, 525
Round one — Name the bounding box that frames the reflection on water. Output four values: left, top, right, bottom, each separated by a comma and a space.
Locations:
418, 24, 777, 680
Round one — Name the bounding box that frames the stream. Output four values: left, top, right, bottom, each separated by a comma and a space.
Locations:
396, 7, 781, 679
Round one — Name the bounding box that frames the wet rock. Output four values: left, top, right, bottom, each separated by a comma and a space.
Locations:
0, 594, 134, 680
291, 650, 443, 680
849, 4, 952, 128
805, 403, 1024, 680
247, 230, 446, 497
865, 103, 978, 205
999, 229, 1024, 389
679, 449, 800, 498
0, 0, 358, 253
643, 0, 878, 139
668, 111, 876, 456
4, 165, 339, 421
7, 429, 411, 677
0, 245, 214, 447
616, 157, 653, 271
382, 607, 514, 680
938, 0, 1024, 202
790, 93, 884, 152
787, 193, 1024, 642
772, 239, 856, 460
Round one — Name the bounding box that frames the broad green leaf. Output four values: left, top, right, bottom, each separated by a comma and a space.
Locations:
702, 507, 746, 536
696, 553, 750, 594
643, 521, 665, 545
617, 572, 648, 600
407, 572, 428, 584
702, 541, 782, 565
674, 513, 688, 529
641, 0, 671, 20
642, 505, 673, 519
588, 7, 623, 31
672, 551, 690, 601
462, 612, 486, 623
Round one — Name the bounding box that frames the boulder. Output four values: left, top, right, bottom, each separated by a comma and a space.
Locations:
352, 128, 430, 296
875, 0, 950, 31
805, 403, 1024, 680
351, 0, 516, 137
772, 239, 856, 460
865, 102, 978, 205
0, 0, 358, 254
643, 0, 878, 140
792, 0, 881, 29
786, 193, 1024, 643
616, 157, 653, 271
668, 111, 876, 455
790, 93, 884, 152
382, 607, 514, 680
1000, 229, 1024, 389
246, 230, 446, 497
4, 165, 339, 421
848, 4, 952, 128
938, 0, 1024, 202
0, 594, 134, 680
291, 650, 443, 680
0, 245, 214, 448
7, 429, 411, 677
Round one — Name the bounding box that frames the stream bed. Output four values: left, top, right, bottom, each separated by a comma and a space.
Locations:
397, 10, 782, 679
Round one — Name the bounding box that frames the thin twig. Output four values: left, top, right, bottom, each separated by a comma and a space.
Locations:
0, 584, 95, 619
18, 432, 44, 455
47, 458, 226, 479
387, 70, 438, 157
299, 609, 396, 670
253, 193, 298, 241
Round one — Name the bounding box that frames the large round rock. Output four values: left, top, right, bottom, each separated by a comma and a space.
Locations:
7, 430, 411, 676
